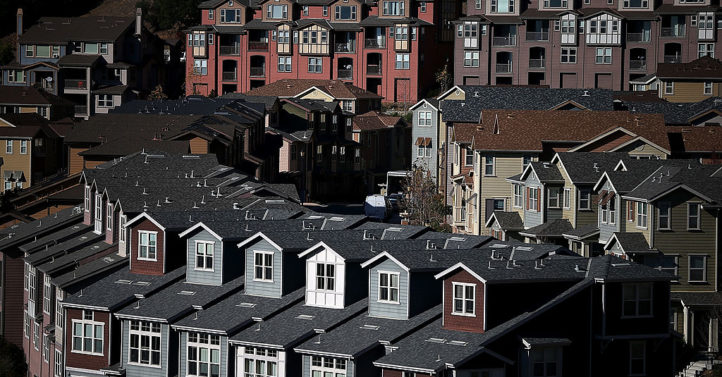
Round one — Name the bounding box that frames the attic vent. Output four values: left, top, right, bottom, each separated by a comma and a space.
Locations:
133, 281, 151, 286
611, 263, 631, 267
360, 324, 380, 330
329, 217, 344, 221
448, 340, 468, 346
490, 243, 508, 248
178, 290, 196, 296
449, 237, 466, 242
80, 236, 88, 241
237, 302, 257, 308
265, 199, 285, 204
426, 338, 446, 344
115, 279, 133, 284
516, 246, 533, 251
387, 227, 402, 232
296, 314, 315, 320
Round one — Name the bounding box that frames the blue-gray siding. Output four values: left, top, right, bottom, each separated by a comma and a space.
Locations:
301, 355, 354, 377
368, 259, 409, 320
178, 332, 229, 377
244, 239, 283, 298
412, 104, 439, 181
121, 321, 169, 377
523, 174, 543, 228
186, 229, 223, 286
598, 181, 619, 244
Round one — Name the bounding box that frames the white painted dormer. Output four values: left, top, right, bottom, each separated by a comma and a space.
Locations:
585, 13, 621, 45
93, 193, 103, 234
304, 245, 345, 309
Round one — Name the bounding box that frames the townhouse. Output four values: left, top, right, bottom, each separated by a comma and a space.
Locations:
0, 86, 73, 121
451, 0, 722, 90
657, 56, 722, 102
185, 0, 458, 103
3, 8, 166, 119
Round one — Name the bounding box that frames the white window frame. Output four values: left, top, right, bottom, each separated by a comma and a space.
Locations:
54, 349, 63, 377
664, 81, 674, 95
595, 47, 612, 64
687, 202, 701, 230
657, 202, 670, 230
55, 290, 64, 330
629, 341, 646, 376
704, 81, 713, 95
636, 202, 647, 229
195, 240, 215, 271
578, 189, 591, 210
418, 111, 432, 126
315, 263, 336, 291
242, 346, 280, 377
463, 51, 480, 67
128, 320, 161, 367
43, 333, 49, 362
5, 140, 12, 154
547, 188, 560, 209
20, 140, 27, 154
451, 282, 476, 317
310, 355, 347, 377
563, 188, 571, 209
622, 283, 653, 318
119, 214, 127, 242
34, 322, 40, 350
187, 332, 221, 377
138, 231, 158, 261
94, 194, 103, 233
561, 47, 577, 63
688, 254, 707, 283
43, 274, 52, 315
71, 311, 104, 355
84, 185, 91, 212
529, 187, 539, 212
253, 250, 274, 282
378, 271, 400, 304
106, 202, 113, 231
698, 43, 715, 58
513, 184, 523, 208
395, 53, 410, 70
483, 155, 495, 176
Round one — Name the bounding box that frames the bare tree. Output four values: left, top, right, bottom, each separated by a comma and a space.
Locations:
400, 165, 450, 232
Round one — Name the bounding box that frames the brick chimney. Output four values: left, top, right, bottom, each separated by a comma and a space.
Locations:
135, 7, 142, 36
16, 8, 23, 63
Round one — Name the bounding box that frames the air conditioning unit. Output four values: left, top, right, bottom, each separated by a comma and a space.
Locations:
52, 53, 60, 58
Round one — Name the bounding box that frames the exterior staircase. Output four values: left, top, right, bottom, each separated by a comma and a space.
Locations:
677, 359, 722, 377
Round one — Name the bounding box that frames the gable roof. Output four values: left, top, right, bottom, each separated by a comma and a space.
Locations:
352, 111, 403, 131
553, 152, 629, 184
485, 211, 524, 231
657, 56, 722, 80
19, 16, 135, 45
604, 232, 657, 254
246, 79, 381, 99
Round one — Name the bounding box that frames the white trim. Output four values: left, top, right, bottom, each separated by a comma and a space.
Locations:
436, 85, 464, 101
127, 320, 162, 368
125, 212, 167, 231
137, 230, 158, 261
567, 126, 636, 153
252, 250, 274, 282
451, 282, 476, 317
298, 241, 346, 259
178, 222, 223, 241
236, 232, 283, 251
687, 202, 702, 230
377, 270, 401, 304
688, 254, 708, 283
194, 240, 215, 272
409, 98, 439, 111
609, 135, 671, 156
360, 251, 411, 271
70, 316, 105, 356
434, 262, 487, 283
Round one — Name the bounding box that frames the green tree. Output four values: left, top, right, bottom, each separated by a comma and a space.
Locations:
400, 165, 450, 232
0, 336, 27, 377
434, 63, 452, 94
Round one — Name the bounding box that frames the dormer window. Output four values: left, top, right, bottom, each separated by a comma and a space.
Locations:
267, 4, 288, 19
335, 5, 357, 20
383, 0, 405, 16
378, 271, 399, 302
316, 263, 336, 290
106, 202, 113, 231
195, 241, 214, 271
253, 251, 273, 281
84, 186, 91, 212
452, 282, 475, 316
138, 231, 157, 261
71, 310, 104, 355
94, 194, 103, 233
221, 9, 241, 23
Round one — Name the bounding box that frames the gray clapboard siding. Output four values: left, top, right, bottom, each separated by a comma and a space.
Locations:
598, 181, 619, 243
121, 321, 169, 377
523, 174, 543, 228
244, 239, 282, 298
368, 259, 409, 320
186, 229, 223, 286
178, 332, 229, 377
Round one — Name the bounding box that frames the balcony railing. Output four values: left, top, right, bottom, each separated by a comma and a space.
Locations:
335, 43, 355, 53
338, 69, 353, 80
65, 79, 88, 90
219, 46, 240, 56
364, 39, 385, 48
529, 58, 545, 69
74, 105, 88, 115
367, 64, 382, 75
526, 31, 549, 41
664, 55, 680, 64
492, 36, 516, 46
626, 32, 650, 42
222, 71, 237, 81
496, 63, 512, 73
629, 59, 647, 71
661, 26, 685, 37
249, 67, 265, 77
248, 41, 269, 51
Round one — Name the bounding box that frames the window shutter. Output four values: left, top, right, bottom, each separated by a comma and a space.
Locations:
537, 189, 541, 212
526, 188, 530, 210
629, 201, 635, 221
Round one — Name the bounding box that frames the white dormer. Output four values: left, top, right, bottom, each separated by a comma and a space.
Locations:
585, 13, 621, 45
93, 193, 103, 234
301, 243, 345, 309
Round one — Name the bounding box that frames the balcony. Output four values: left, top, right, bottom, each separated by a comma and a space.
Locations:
249, 67, 265, 77
661, 27, 685, 38
338, 69, 353, 80
629, 59, 647, 71
65, 79, 88, 90
222, 71, 237, 81
529, 59, 545, 69
626, 33, 650, 43
367, 64, 382, 75
220, 46, 240, 56
364, 39, 385, 48
526, 31, 549, 41
492, 36, 516, 46
664, 55, 680, 64
248, 42, 269, 51
335, 42, 355, 53
496, 63, 512, 73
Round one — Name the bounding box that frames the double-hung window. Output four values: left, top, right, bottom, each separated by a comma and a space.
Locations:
5, 140, 12, 154
193, 59, 208, 75
278, 56, 292, 72
636, 202, 647, 228
547, 188, 560, 208
56, 290, 64, 330
310, 356, 347, 377
395, 53, 410, 69
698, 43, 715, 58
94, 194, 103, 233
84, 186, 91, 211
465, 148, 474, 167
335, 5, 357, 20
383, 0, 405, 16
34, 322, 40, 350
595, 47, 612, 64
138, 231, 157, 260
418, 111, 431, 126
43, 275, 52, 314
687, 203, 701, 230
704, 81, 713, 95
243, 347, 279, 377
195, 241, 214, 271
464, 51, 480, 67
528, 188, 539, 211
629, 341, 646, 376
106, 202, 113, 231
128, 320, 161, 366
72, 310, 104, 355
20, 140, 27, 154
187, 332, 220, 377
561, 47, 577, 63
513, 184, 523, 208
119, 215, 126, 242
563, 188, 571, 209
316, 263, 335, 291
452, 282, 475, 316
378, 271, 399, 303
622, 284, 652, 317
657, 202, 670, 230
689, 255, 707, 282
578, 189, 591, 210
54, 350, 63, 377
484, 155, 494, 175
664, 81, 674, 95
267, 4, 288, 19
308, 57, 322, 73
254, 251, 273, 281
531, 347, 561, 377
98, 94, 113, 108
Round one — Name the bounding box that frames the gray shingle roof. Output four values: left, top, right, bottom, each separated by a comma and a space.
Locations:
623, 162, 722, 203
19, 16, 134, 44
230, 299, 367, 348
672, 292, 722, 306
489, 211, 524, 231
295, 305, 440, 357
528, 161, 564, 183
606, 232, 656, 253
0, 206, 83, 250
24, 229, 104, 265
626, 97, 722, 125
555, 152, 629, 184
519, 219, 574, 238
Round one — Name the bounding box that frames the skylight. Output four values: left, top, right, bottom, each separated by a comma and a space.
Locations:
426, 338, 446, 344
448, 340, 468, 346
133, 281, 150, 286
178, 290, 196, 296
115, 279, 132, 284
237, 302, 257, 308
296, 314, 315, 320
360, 324, 380, 330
